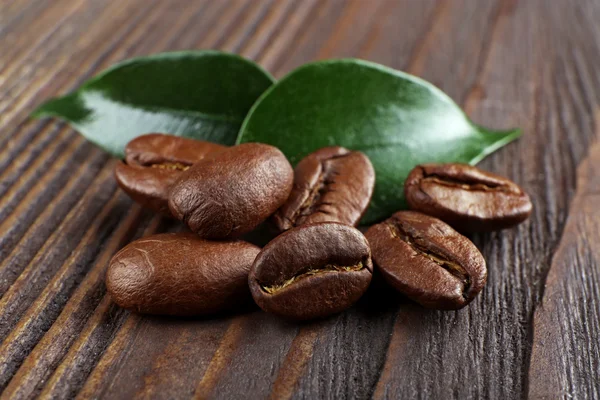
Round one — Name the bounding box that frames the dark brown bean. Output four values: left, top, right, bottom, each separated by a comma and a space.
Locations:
114, 133, 226, 215
106, 233, 260, 316
273, 146, 375, 231
249, 222, 373, 320
365, 211, 486, 310
404, 163, 532, 232
168, 143, 294, 239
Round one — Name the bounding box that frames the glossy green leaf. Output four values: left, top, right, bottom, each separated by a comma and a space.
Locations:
33, 51, 275, 157
237, 59, 521, 224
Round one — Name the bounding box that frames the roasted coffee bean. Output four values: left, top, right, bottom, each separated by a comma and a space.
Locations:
404, 163, 532, 232
273, 146, 375, 231
106, 233, 260, 316
365, 211, 486, 310
169, 143, 293, 239
114, 133, 226, 214
249, 222, 373, 320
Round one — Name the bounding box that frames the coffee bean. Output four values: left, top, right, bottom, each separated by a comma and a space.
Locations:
249, 222, 373, 320
168, 143, 293, 239
404, 163, 532, 232
365, 211, 486, 310
274, 146, 375, 231
106, 233, 260, 316
114, 133, 226, 214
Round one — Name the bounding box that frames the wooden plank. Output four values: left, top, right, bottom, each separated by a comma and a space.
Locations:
527, 110, 600, 399
1, 0, 600, 398
1, 207, 152, 399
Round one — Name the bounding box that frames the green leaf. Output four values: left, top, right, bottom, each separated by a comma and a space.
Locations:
237, 59, 521, 224
33, 51, 275, 157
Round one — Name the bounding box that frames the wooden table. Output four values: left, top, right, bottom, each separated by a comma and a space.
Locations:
1, 0, 599, 398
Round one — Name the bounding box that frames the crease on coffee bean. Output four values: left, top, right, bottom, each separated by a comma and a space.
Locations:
128, 152, 193, 171
259, 262, 364, 294
288, 155, 348, 225
422, 174, 515, 193
149, 162, 191, 171
386, 222, 471, 297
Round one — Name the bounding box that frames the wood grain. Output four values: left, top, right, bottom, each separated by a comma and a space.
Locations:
527, 110, 600, 399
1, 0, 599, 398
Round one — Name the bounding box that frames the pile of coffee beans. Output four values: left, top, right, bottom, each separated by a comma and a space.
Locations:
107, 133, 532, 319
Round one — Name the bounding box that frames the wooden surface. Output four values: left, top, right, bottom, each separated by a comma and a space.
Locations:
1, 0, 599, 398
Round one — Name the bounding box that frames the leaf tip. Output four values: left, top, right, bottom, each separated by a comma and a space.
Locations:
498, 127, 523, 145
29, 94, 92, 123
30, 104, 54, 119
469, 126, 523, 165
506, 127, 523, 138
